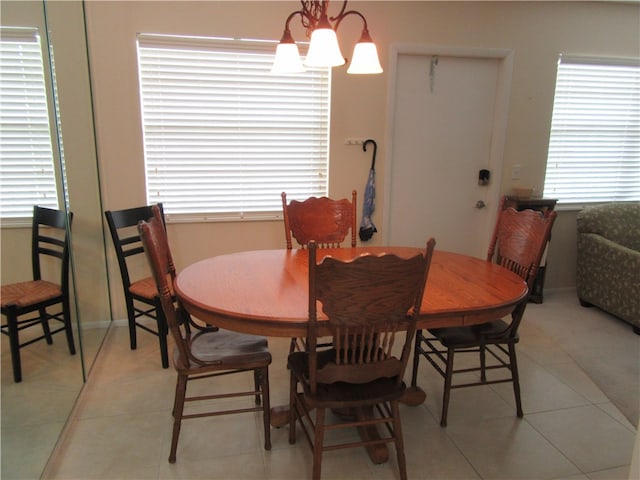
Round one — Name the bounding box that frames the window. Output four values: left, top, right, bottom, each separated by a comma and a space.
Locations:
0, 27, 59, 221
136, 34, 330, 220
543, 56, 640, 205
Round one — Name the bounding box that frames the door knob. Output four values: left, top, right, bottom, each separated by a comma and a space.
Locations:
475, 200, 486, 209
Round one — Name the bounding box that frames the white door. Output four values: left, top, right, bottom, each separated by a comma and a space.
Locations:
384, 46, 513, 258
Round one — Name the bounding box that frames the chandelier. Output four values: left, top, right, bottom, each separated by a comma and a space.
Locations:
271, 0, 383, 74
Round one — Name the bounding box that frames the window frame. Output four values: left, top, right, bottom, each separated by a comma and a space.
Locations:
136, 34, 331, 223
543, 55, 640, 209
0, 26, 62, 226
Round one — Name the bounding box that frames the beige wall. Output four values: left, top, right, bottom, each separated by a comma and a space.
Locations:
3, 1, 638, 323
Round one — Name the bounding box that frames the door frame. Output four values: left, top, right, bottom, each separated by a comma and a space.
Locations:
382, 44, 514, 245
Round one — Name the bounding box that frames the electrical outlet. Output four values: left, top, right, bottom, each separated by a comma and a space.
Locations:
512, 164, 521, 180
344, 138, 365, 145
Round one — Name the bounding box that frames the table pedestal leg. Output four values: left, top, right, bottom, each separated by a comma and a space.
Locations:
270, 405, 289, 428
355, 406, 389, 464
400, 385, 427, 406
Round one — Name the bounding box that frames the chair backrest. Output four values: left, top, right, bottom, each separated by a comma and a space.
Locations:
486, 197, 557, 333
32, 206, 73, 292
105, 203, 165, 289
282, 191, 357, 249
137, 205, 200, 370
307, 238, 435, 393
487, 197, 557, 287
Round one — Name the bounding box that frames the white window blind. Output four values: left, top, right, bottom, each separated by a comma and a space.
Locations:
136, 34, 330, 220
543, 56, 640, 205
0, 27, 58, 220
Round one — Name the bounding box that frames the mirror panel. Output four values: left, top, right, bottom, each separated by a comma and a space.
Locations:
44, 0, 111, 372
0, 1, 110, 478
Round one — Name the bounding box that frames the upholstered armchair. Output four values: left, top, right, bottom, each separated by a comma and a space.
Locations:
576, 202, 640, 333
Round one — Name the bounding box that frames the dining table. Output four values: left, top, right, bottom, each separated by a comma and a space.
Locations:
174, 246, 528, 463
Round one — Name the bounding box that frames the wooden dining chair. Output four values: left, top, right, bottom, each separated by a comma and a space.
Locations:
105, 203, 171, 368
288, 238, 436, 480
282, 190, 357, 352
411, 197, 557, 426
138, 205, 272, 463
1, 206, 75, 382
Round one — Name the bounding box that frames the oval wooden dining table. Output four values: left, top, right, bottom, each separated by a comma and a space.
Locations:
175, 247, 527, 335
175, 247, 528, 463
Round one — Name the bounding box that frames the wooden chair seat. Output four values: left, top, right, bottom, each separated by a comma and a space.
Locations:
428, 320, 518, 348
289, 351, 405, 407
1, 280, 62, 308
184, 329, 270, 368
472, 318, 517, 339
128, 275, 174, 299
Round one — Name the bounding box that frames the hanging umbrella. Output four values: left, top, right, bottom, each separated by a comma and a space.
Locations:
359, 139, 377, 242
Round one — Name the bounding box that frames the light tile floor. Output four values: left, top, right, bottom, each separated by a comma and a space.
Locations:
7, 290, 640, 480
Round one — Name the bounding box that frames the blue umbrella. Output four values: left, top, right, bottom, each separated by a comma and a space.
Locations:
359, 139, 377, 242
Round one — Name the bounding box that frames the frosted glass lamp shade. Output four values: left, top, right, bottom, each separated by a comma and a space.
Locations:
347, 41, 383, 74
304, 28, 345, 67
271, 42, 305, 73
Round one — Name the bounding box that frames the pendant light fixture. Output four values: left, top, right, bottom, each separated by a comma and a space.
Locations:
271, 1, 383, 75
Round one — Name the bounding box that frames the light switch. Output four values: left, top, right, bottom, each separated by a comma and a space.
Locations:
512, 164, 521, 180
